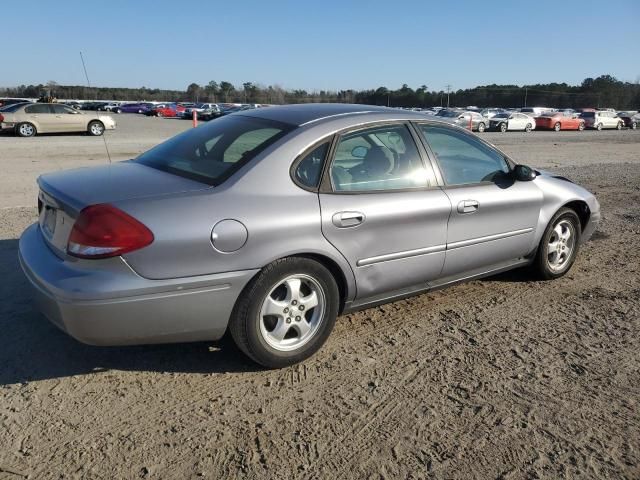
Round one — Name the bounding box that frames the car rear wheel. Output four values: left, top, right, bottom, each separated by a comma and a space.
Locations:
533, 207, 581, 280
229, 257, 339, 368
137, 109, 143, 114
500, 123, 508, 133
156, 111, 163, 118
596, 123, 603, 131
554, 122, 561, 131
578, 122, 585, 131
632, 122, 637, 130
114, 108, 121, 114
617, 122, 623, 130
477, 122, 485, 132
16, 122, 36, 137
525, 123, 532, 133
88, 121, 105, 136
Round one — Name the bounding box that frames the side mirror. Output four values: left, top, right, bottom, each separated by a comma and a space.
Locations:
513, 164, 536, 181
351, 146, 368, 158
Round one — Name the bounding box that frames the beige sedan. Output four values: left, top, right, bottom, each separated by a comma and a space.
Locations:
0, 103, 116, 137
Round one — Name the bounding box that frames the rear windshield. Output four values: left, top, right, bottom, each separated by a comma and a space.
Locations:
136, 115, 293, 186
581, 112, 595, 118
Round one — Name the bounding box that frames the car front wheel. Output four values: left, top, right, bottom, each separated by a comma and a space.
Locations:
500, 123, 508, 132
533, 207, 581, 280
525, 123, 533, 132
88, 120, 105, 136
632, 122, 637, 130
229, 257, 339, 368
554, 122, 561, 131
477, 122, 485, 132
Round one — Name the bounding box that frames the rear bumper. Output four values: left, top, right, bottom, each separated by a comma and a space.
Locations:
19, 223, 258, 346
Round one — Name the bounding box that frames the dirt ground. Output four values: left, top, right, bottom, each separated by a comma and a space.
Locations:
0, 115, 639, 479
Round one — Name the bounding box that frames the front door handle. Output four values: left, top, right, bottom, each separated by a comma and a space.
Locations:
332, 211, 365, 228
457, 200, 479, 214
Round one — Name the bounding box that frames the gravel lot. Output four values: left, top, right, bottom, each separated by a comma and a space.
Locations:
0, 114, 639, 479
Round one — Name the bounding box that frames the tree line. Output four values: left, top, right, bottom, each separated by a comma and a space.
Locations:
1, 75, 638, 109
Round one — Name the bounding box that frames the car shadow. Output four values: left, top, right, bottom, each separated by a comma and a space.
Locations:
0, 238, 262, 386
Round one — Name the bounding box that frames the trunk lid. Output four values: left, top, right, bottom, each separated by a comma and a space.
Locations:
37, 160, 209, 256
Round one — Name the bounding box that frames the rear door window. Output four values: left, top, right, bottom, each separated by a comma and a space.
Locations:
24, 104, 53, 114
330, 124, 429, 192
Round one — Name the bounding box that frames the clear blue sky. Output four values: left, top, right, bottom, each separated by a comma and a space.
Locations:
4, 0, 639, 92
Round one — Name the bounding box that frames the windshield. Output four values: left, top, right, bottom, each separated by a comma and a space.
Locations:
493, 113, 509, 119
136, 115, 293, 186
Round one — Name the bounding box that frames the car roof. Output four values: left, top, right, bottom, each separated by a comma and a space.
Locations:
237, 103, 427, 127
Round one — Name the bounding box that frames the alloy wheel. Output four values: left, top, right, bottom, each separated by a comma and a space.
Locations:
258, 274, 326, 352
547, 219, 576, 272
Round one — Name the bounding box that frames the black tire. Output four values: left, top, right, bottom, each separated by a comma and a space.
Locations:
578, 122, 585, 131
616, 122, 623, 130
114, 107, 121, 114
632, 121, 637, 130
532, 207, 581, 280
554, 122, 561, 131
87, 120, 105, 136
525, 123, 532, 133
16, 122, 36, 137
596, 123, 603, 131
500, 122, 508, 133
477, 122, 485, 132
229, 257, 339, 368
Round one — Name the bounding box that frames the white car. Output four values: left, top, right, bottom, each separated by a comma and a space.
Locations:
489, 112, 536, 132
581, 111, 624, 130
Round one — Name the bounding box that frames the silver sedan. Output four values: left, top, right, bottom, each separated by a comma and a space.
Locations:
19, 104, 600, 367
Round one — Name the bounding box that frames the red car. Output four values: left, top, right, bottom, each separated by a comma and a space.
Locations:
148, 104, 187, 117
535, 112, 585, 131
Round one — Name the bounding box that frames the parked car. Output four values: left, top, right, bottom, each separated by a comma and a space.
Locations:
80, 101, 107, 111
0, 103, 116, 137
199, 106, 226, 121
147, 104, 185, 117
480, 108, 507, 119
115, 103, 155, 114
489, 112, 536, 132
18, 104, 600, 368
580, 110, 623, 130
181, 103, 219, 119
0, 98, 31, 108
535, 112, 585, 131
617, 111, 639, 130
98, 102, 121, 112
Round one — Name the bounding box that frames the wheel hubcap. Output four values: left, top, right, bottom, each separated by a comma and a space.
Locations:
91, 124, 103, 135
20, 125, 33, 135
259, 274, 326, 352
547, 220, 576, 272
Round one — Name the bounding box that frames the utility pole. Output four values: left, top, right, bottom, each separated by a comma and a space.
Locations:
524, 87, 528, 107
445, 84, 452, 108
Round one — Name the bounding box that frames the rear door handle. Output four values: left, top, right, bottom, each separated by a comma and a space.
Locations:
332, 211, 365, 228
457, 200, 479, 214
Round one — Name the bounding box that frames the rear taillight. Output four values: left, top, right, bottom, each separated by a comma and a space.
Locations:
67, 204, 154, 259
0, 114, 4, 122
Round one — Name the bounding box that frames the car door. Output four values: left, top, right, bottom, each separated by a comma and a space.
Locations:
51, 104, 86, 132
23, 104, 58, 132
415, 123, 543, 278
319, 123, 452, 300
